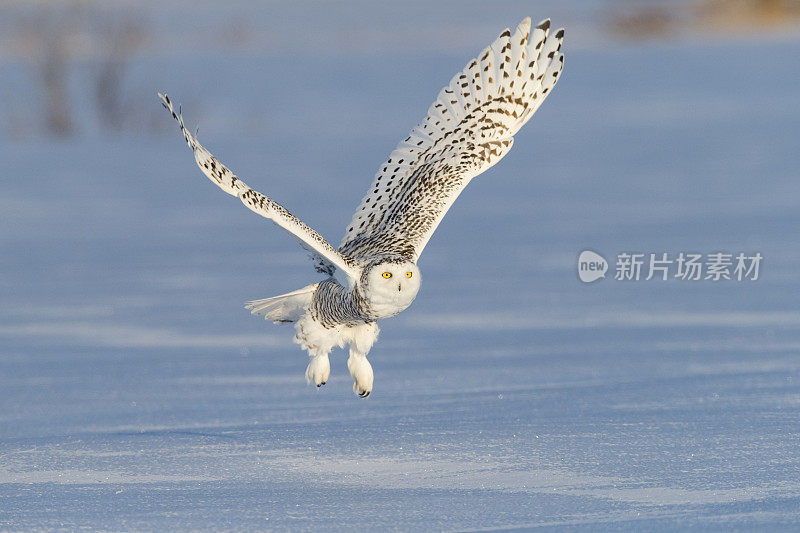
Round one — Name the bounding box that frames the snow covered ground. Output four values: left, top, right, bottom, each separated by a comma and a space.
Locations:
1, 1, 799, 530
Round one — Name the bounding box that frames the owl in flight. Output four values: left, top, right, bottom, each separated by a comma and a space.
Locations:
160, 17, 564, 398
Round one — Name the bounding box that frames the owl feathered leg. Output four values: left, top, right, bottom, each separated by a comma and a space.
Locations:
294, 314, 340, 388
348, 352, 373, 398
294, 315, 379, 397
305, 352, 331, 388
346, 323, 379, 398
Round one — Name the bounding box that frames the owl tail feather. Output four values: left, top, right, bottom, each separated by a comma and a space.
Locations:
245, 283, 318, 324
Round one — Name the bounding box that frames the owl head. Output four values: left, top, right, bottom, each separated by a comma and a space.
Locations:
360, 258, 421, 318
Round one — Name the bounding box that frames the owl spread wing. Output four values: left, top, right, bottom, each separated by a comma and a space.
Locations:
339, 17, 564, 262
159, 94, 361, 285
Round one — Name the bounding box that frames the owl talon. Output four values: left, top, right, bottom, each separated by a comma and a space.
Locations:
348, 352, 374, 399
305, 354, 330, 389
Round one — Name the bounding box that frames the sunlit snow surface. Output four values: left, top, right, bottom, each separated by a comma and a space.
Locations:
2, 1, 800, 530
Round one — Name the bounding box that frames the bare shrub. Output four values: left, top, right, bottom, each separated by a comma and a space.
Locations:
3, 1, 149, 138
696, 0, 800, 32
12, 4, 85, 137
607, 0, 800, 41
90, 9, 147, 132
608, 5, 677, 40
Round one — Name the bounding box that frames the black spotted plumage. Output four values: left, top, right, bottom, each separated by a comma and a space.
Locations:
159, 17, 565, 397
340, 17, 564, 263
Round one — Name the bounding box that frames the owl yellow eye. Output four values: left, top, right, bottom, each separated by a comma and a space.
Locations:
382, 272, 392, 279
406, 272, 413, 278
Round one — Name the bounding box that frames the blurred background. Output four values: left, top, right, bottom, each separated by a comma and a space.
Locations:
3, 0, 800, 140
1, 0, 800, 530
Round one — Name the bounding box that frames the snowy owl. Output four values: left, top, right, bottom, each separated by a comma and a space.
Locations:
159, 17, 564, 397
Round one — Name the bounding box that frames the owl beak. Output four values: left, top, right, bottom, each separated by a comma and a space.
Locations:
397, 283, 402, 292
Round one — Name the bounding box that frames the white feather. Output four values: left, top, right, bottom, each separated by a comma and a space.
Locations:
160, 17, 565, 399
339, 18, 565, 262
159, 93, 360, 285
245, 284, 318, 323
